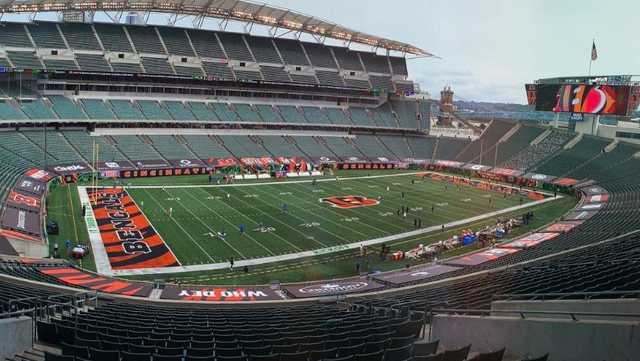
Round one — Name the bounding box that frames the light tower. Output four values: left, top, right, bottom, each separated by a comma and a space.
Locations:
438, 86, 456, 126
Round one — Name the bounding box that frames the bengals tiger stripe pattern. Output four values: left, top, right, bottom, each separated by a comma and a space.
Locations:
87, 187, 180, 270
39, 266, 153, 297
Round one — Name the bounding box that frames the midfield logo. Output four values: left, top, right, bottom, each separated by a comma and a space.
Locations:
320, 195, 380, 209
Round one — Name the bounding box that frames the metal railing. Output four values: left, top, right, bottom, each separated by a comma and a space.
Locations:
492, 290, 640, 302
0, 291, 98, 345
429, 308, 640, 321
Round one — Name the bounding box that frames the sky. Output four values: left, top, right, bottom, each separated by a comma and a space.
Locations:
8, 0, 639, 103
260, 0, 639, 104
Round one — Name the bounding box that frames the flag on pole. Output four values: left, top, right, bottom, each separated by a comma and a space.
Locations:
591, 41, 598, 61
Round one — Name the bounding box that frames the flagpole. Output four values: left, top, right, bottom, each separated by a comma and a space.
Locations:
588, 38, 595, 77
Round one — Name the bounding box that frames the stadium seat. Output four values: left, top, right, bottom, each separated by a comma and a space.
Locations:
299, 341, 324, 352
217, 356, 248, 361
279, 351, 308, 361
467, 348, 505, 361
37, 321, 57, 344
520, 355, 548, 361
248, 354, 279, 361
90, 348, 120, 361
61, 342, 90, 360
354, 349, 384, 361
185, 356, 211, 361
157, 347, 184, 356
272, 344, 298, 354
414, 340, 439, 356
44, 353, 74, 361
215, 347, 243, 357
414, 354, 444, 361
390, 335, 417, 348
244, 346, 271, 356
364, 339, 390, 353
337, 343, 365, 357
324, 356, 355, 361
310, 348, 338, 361
152, 355, 183, 361
129, 345, 156, 354
441, 345, 471, 361
325, 338, 350, 350
383, 344, 413, 361
120, 351, 152, 361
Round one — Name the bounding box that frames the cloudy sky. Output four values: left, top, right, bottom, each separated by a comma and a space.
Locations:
12, 0, 639, 103
259, 0, 639, 103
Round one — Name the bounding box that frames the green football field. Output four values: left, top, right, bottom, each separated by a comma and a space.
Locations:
123, 172, 532, 266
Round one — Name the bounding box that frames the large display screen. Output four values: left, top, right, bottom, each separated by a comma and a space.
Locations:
533, 83, 632, 115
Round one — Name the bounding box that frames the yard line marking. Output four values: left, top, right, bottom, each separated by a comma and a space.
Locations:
140, 188, 216, 263
107, 194, 563, 276
186, 188, 284, 255
258, 183, 380, 241
248, 184, 370, 239
357, 177, 521, 222
67, 185, 80, 242
161, 188, 247, 259
311, 182, 409, 233
230, 186, 338, 248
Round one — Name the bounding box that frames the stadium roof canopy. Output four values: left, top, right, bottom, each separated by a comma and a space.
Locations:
0, 0, 432, 56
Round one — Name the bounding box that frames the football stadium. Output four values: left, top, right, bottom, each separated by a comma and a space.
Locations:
0, 1, 638, 360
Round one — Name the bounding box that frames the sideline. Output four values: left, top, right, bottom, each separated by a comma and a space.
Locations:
103, 171, 555, 197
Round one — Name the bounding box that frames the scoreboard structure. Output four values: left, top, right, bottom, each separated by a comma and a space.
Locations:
525, 75, 640, 136
526, 75, 640, 117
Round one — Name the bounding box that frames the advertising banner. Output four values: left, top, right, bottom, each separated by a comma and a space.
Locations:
564, 210, 597, 221
24, 168, 54, 182
48, 163, 91, 175
553, 178, 579, 186
462, 163, 493, 172
133, 160, 170, 169
5, 191, 41, 212
522, 173, 556, 183
447, 247, 520, 266
1, 206, 42, 237
310, 156, 337, 165
97, 161, 136, 171
499, 232, 559, 249
168, 159, 206, 168
544, 221, 583, 233
284, 277, 385, 298
581, 185, 608, 196
492, 168, 524, 177
15, 177, 46, 196
434, 160, 464, 168
373, 264, 461, 285
39, 266, 153, 297
161, 285, 284, 301
337, 162, 397, 170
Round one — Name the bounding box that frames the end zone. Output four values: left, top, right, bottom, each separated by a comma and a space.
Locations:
78, 186, 180, 276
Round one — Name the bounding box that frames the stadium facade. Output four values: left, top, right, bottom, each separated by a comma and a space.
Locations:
0, 1, 639, 361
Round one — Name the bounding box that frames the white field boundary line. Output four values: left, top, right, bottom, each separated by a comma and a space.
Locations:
106, 171, 556, 197
78, 186, 182, 277
108, 193, 564, 276
77, 186, 112, 275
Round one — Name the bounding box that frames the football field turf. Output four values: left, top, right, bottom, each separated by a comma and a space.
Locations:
124, 173, 532, 266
